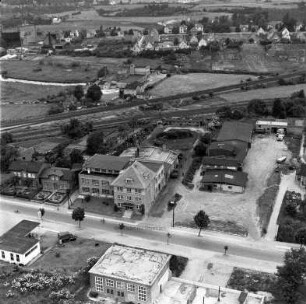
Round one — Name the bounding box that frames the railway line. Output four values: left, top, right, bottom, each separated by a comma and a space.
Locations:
1, 70, 305, 131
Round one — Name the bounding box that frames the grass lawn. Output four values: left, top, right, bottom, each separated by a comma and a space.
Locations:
220, 84, 306, 103
150, 73, 255, 97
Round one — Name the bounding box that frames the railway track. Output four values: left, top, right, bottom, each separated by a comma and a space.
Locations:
1, 70, 305, 130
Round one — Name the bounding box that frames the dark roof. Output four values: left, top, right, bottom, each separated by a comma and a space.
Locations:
40, 167, 74, 181
0, 220, 40, 254
201, 170, 248, 187
217, 121, 253, 143
8, 160, 46, 173
298, 164, 306, 177
139, 160, 163, 173
209, 142, 236, 153
202, 157, 240, 168
85, 154, 130, 171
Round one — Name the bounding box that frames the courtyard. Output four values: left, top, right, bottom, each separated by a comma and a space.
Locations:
144, 135, 292, 239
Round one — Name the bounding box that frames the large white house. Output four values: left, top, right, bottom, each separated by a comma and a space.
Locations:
0, 220, 41, 265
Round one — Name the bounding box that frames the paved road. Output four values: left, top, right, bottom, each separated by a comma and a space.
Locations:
0, 196, 299, 265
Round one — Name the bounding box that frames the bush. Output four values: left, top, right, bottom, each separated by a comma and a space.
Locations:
48, 106, 64, 115
169, 255, 188, 277
84, 195, 90, 202
70, 61, 80, 68
55, 252, 60, 258
114, 204, 119, 212
89, 290, 98, 298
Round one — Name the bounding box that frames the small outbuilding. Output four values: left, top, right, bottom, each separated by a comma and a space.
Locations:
255, 120, 288, 133
0, 220, 40, 265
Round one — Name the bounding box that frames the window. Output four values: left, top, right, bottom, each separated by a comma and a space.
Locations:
125, 178, 133, 184
102, 189, 109, 194
92, 179, 99, 187
81, 178, 90, 185
25, 245, 38, 257
116, 281, 125, 289
101, 181, 109, 186
106, 279, 114, 287
138, 286, 147, 302
95, 277, 103, 292
92, 188, 99, 194
127, 188, 132, 193
118, 195, 123, 200
127, 284, 135, 292
127, 196, 132, 201
16, 255, 20, 262
1, 251, 5, 259
82, 187, 90, 193
135, 197, 141, 202
117, 187, 123, 191
135, 189, 142, 194
10, 253, 14, 261
94, 168, 101, 173
117, 291, 124, 297
107, 288, 114, 294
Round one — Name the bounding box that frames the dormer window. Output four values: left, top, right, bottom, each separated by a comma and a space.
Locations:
126, 178, 133, 184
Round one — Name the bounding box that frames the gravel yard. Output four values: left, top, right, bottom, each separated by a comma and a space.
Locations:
145, 135, 291, 239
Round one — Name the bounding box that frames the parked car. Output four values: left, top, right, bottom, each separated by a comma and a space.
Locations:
58, 232, 77, 244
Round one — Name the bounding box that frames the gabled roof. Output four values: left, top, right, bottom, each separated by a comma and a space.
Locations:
40, 167, 74, 181
111, 161, 156, 189
202, 157, 240, 168
8, 160, 46, 173
84, 154, 130, 172
0, 220, 40, 254
138, 160, 163, 173
217, 121, 253, 143
201, 170, 248, 187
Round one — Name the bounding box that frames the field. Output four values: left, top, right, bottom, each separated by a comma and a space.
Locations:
220, 84, 306, 103
0, 56, 126, 83
150, 73, 255, 97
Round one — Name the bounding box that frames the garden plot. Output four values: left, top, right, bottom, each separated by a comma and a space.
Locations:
145, 135, 290, 239
150, 73, 255, 97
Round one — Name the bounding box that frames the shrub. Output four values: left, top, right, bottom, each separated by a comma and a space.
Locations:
55, 252, 60, 258
169, 255, 188, 277
70, 61, 80, 68
84, 195, 90, 202
89, 290, 98, 298
114, 204, 119, 212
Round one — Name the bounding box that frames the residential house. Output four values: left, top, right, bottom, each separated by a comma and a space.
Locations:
189, 27, 199, 36
295, 22, 304, 32
198, 37, 207, 49
248, 32, 260, 44
200, 170, 248, 193
267, 30, 281, 43
86, 29, 97, 38
79, 154, 130, 198
0, 220, 40, 266
130, 64, 151, 76
52, 17, 61, 24
164, 25, 173, 34
296, 164, 306, 188
267, 21, 283, 31
156, 41, 175, 51
257, 27, 266, 36
179, 24, 188, 34
255, 120, 288, 133
281, 27, 291, 41
295, 31, 306, 42
111, 161, 156, 214
179, 39, 189, 49
189, 35, 198, 46
89, 244, 171, 304
120, 146, 179, 180
40, 167, 76, 192
194, 23, 204, 32
239, 24, 249, 32
8, 160, 50, 188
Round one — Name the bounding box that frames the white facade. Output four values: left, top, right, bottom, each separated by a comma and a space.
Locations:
0, 242, 40, 265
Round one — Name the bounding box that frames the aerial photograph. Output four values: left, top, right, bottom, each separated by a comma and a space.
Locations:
0, 0, 306, 303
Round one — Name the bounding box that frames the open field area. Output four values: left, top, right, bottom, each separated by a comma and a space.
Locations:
0, 56, 126, 83
220, 84, 306, 103
150, 73, 255, 97
145, 135, 291, 239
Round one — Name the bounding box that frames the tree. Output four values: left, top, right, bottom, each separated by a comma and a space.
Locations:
247, 99, 269, 116
86, 130, 105, 155
173, 37, 179, 46
1, 132, 13, 145
97, 66, 108, 78
295, 227, 306, 245
194, 210, 210, 236
70, 149, 84, 164
1, 145, 18, 172
276, 247, 306, 304
272, 98, 287, 118
72, 207, 85, 228
224, 245, 229, 255
86, 84, 102, 103
74, 85, 84, 101
285, 203, 297, 217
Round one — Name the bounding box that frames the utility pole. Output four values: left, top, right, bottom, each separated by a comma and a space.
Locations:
172, 204, 175, 227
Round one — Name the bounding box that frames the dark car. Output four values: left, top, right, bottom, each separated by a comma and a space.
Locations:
58, 232, 77, 244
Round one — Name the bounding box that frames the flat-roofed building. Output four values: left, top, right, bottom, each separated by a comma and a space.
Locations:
0, 220, 40, 266
79, 154, 130, 198
255, 120, 288, 133
89, 244, 171, 303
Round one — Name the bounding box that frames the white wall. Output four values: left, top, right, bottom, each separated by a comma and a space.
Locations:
0, 242, 40, 265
